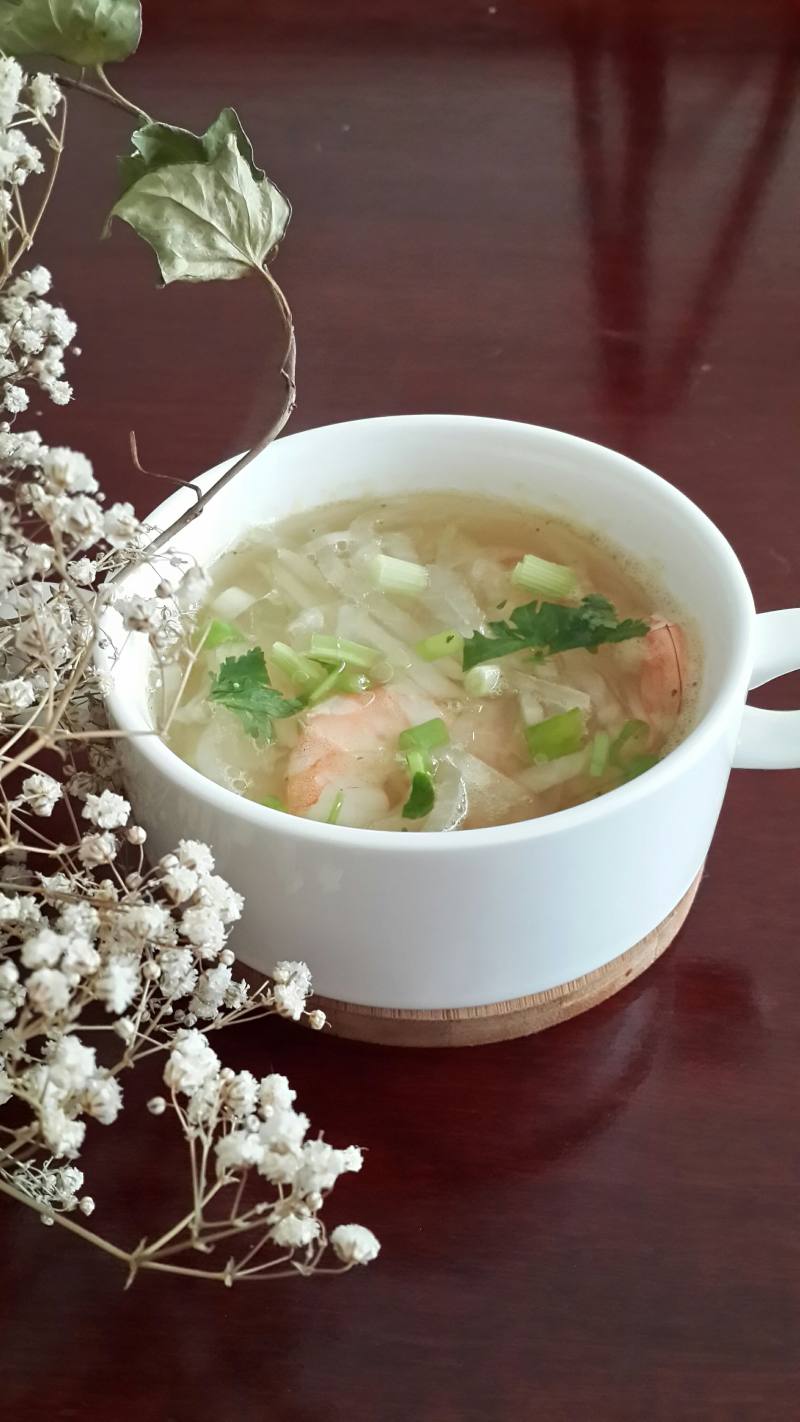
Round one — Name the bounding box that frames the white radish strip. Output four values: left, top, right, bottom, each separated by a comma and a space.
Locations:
470, 556, 511, 608
381, 530, 421, 563
518, 748, 589, 793
305, 529, 357, 555
287, 605, 326, 641
317, 545, 436, 646
436, 525, 482, 568
448, 749, 528, 814
424, 757, 468, 831
337, 604, 460, 699
305, 785, 390, 828
269, 561, 323, 612
171, 693, 210, 727
507, 670, 592, 713
424, 566, 484, 636
315, 545, 371, 603
276, 547, 331, 598
212, 586, 255, 620
519, 691, 545, 726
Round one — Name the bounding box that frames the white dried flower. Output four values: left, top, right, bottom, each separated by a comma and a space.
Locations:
0, 677, 35, 709
307, 1009, 327, 1031
53, 493, 103, 546
215, 1129, 264, 1175
68, 557, 97, 586
40, 1106, 85, 1159
41, 447, 97, 494
180, 905, 226, 957
0, 56, 23, 126
20, 772, 62, 817
28, 73, 61, 116
126, 825, 147, 845
190, 964, 232, 1020
164, 1029, 220, 1096
147, 1096, 166, 1116
330, 1224, 381, 1266
82, 1075, 123, 1125
82, 789, 130, 830
175, 564, 210, 608
47, 379, 72, 405
3, 384, 29, 414
96, 959, 139, 1015
198, 874, 243, 925
176, 839, 214, 875
258, 1073, 296, 1114
20, 927, 65, 968
23, 543, 54, 576
115, 594, 160, 633
162, 865, 198, 904
79, 1196, 95, 1217
221, 1070, 258, 1119
27, 966, 71, 1014
102, 501, 139, 547
77, 831, 117, 867
157, 947, 197, 1001
272, 979, 308, 1022
270, 1213, 320, 1250
272, 960, 312, 994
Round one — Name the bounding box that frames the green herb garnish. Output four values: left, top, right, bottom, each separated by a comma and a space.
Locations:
462, 595, 648, 671
402, 769, 436, 820
326, 789, 345, 824
198, 618, 246, 652
621, 753, 660, 782
401, 747, 437, 820
525, 708, 585, 762
209, 647, 301, 744
398, 718, 450, 754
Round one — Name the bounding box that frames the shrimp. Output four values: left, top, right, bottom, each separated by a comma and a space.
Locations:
286, 683, 442, 819
638, 623, 687, 733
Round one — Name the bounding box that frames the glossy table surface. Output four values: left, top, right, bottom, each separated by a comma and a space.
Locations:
3, 2, 800, 1417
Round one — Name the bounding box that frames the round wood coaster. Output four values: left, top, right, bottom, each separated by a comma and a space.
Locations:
314, 869, 703, 1048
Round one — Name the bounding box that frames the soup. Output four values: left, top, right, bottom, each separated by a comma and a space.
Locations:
165, 493, 698, 831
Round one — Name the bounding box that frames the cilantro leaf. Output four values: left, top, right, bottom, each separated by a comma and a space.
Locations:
462, 596, 649, 671
209, 647, 301, 744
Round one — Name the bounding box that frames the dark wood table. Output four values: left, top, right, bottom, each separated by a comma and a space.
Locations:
4, 2, 800, 1416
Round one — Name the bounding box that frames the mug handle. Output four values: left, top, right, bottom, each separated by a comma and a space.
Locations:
734, 609, 800, 769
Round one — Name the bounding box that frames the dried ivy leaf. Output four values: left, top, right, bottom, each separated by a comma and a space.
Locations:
109, 115, 290, 284
0, 0, 141, 65
117, 108, 263, 196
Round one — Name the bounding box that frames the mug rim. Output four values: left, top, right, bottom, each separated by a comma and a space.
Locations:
104, 413, 755, 853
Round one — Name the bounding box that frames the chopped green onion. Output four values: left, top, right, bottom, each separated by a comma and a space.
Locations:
464, 663, 503, 698
511, 554, 578, 600
260, 795, 287, 812
402, 751, 436, 820
200, 618, 246, 652
335, 669, 371, 694
415, 629, 463, 661
307, 660, 348, 706
270, 641, 326, 693
610, 719, 650, 766
525, 707, 585, 763
398, 718, 450, 754
588, 731, 611, 778
370, 553, 429, 596
309, 634, 379, 670
622, 753, 660, 782
326, 789, 344, 824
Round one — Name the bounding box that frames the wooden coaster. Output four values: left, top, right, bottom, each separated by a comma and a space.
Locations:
314, 869, 703, 1048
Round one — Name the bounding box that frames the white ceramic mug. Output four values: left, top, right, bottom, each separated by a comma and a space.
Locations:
104, 416, 800, 1014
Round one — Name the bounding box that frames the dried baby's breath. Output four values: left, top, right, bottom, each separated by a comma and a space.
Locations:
0, 21, 375, 1286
